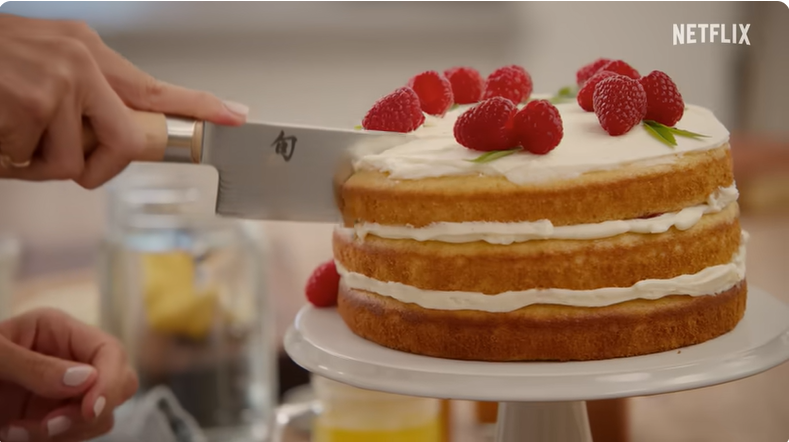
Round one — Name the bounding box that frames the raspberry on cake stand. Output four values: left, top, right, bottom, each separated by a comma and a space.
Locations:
282, 287, 789, 441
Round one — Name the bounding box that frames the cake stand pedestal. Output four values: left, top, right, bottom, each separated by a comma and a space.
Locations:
284, 287, 789, 442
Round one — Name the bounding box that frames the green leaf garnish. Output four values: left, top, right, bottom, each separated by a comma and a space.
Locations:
465, 147, 523, 164
666, 127, 710, 139
643, 121, 676, 147
644, 122, 677, 147
643, 120, 710, 148
557, 85, 577, 98
450, 103, 460, 111
353, 125, 363, 130
547, 85, 578, 104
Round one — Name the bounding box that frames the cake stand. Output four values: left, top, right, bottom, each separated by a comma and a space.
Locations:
283, 287, 789, 441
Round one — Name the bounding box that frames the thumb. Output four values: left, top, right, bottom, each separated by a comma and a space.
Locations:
0, 337, 97, 399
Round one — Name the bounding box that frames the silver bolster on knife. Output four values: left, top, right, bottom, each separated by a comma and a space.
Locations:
164, 117, 204, 164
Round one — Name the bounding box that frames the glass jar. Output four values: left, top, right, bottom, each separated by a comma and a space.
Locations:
99, 164, 275, 442
274, 375, 443, 442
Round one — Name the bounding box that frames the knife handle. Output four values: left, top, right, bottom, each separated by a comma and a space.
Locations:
81, 110, 204, 163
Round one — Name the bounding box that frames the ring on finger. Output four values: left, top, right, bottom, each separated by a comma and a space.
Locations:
0, 153, 31, 169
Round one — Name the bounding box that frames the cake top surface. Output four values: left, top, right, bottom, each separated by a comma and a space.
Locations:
354, 100, 730, 185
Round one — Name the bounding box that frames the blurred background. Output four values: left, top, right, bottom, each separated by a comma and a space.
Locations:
0, 2, 787, 442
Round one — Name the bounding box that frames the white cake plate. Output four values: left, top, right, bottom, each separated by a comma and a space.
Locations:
284, 287, 789, 442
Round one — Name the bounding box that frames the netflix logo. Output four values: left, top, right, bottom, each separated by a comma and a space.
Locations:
673, 24, 751, 45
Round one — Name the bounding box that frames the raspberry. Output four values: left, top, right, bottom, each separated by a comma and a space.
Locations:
454, 97, 518, 152
592, 75, 647, 136
639, 70, 685, 127
362, 87, 425, 132
599, 60, 640, 79
305, 260, 341, 308
576, 70, 618, 112
576, 58, 612, 85
482, 65, 533, 103
407, 71, 454, 116
444, 67, 484, 104
513, 100, 563, 155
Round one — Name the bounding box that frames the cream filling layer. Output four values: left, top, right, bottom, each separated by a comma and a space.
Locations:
336, 232, 747, 312
353, 185, 738, 245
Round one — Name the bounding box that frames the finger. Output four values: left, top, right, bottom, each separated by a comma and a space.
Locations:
121, 367, 139, 400
41, 409, 77, 440
38, 402, 113, 440
0, 336, 97, 400
79, 343, 126, 422
0, 38, 68, 168
76, 141, 133, 190
1, 97, 84, 182
0, 124, 43, 167
50, 414, 115, 442
60, 320, 134, 421
76, 73, 144, 189
96, 47, 247, 125
0, 420, 47, 442
125, 78, 250, 126
57, 415, 115, 442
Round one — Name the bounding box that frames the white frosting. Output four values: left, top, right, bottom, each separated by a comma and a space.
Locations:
353, 185, 739, 244
354, 102, 730, 185
343, 98, 742, 311
336, 232, 748, 312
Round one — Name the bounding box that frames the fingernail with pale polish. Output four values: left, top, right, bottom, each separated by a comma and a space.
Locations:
63, 365, 95, 387
94, 396, 106, 418
5, 426, 29, 442
47, 416, 71, 437
223, 100, 250, 117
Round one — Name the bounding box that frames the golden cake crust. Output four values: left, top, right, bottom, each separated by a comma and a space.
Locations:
337, 281, 747, 361
334, 204, 741, 293
341, 145, 733, 227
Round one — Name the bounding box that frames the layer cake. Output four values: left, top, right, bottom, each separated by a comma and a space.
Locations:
330, 66, 746, 361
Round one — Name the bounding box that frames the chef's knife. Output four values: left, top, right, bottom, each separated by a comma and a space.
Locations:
84, 111, 410, 222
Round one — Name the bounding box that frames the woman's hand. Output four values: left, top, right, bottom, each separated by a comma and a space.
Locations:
0, 15, 248, 188
0, 308, 138, 442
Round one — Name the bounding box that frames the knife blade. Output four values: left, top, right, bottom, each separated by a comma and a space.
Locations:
84, 111, 411, 222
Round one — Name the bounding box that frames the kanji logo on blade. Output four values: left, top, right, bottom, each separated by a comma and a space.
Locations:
272, 130, 297, 161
